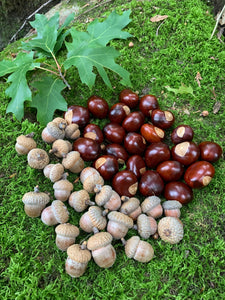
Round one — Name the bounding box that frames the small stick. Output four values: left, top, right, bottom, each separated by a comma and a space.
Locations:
156, 20, 166, 36
210, 4, 225, 40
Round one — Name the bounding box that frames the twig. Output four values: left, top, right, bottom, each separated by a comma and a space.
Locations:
73, 0, 113, 22
210, 4, 225, 40
9, 0, 54, 43
156, 20, 166, 36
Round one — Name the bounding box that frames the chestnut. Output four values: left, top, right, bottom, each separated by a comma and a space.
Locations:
112, 170, 138, 197
119, 89, 139, 108
83, 124, 104, 144
103, 123, 126, 144
171, 125, 194, 144
199, 141, 222, 163
171, 141, 200, 166
140, 123, 165, 143
139, 170, 164, 197
108, 103, 130, 124
156, 160, 184, 182
184, 161, 215, 188
164, 181, 193, 204
122, 111, 145, 132
64, 105, 90, 128
126, 155, 146, 179
124, 132, 146, 155
105, 143, 129, 164
93, 155, 119, 180
139, 94, 159, 116
151, 109, 175, 129
145, 142, 171, 169
87, 95, 109, 119
73, 137, 101, 161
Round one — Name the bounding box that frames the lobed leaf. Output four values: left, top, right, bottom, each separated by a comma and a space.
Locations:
165, 83, 195, 97
64, 10, 132, 89
5, 52, 40, 121
30, 76, 67, 125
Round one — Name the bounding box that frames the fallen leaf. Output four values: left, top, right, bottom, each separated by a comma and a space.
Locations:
165, 83, 195, 97
200, 110, 209, 117
195, 72, 202, 88
150, 15, 168, 22
9, 173, 17, 178
213, 101, 221, 114
183, 108, 190, 115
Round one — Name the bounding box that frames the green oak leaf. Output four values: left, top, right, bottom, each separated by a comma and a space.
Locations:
64, 10, 132, 89
22, 12, 74, 56
5, 52, 40, 121
165, 83, 195, 97
30, 76, 67, 125
87, 10, 132, 46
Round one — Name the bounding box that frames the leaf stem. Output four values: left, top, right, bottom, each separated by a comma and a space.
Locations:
37, 66, 60, 77
50, 51, 71, 90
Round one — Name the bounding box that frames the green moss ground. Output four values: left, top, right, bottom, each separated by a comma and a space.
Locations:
0, 0, 225, 299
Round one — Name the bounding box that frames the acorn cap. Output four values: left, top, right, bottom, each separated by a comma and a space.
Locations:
46, 122, 65, 139
87, 232, 113, 251
52, 117, 67, 126
162, 200, 182, 210
125, 236, 140, 258
55, 223, 80, 238
67, 244, 91, 263
16, 135, 37, 154
80, 167, 101, 183
158, 217, 184, 244
137, 214, 157, 238
62, 151, 81, 169
95, 185, 113, 206
27, 148, 50, 169
53, 179, 73, 192
88, 206, 107, 230
22, 187, 50, 206
65, 124, 80, 139
141, 196, 161, 213
51, 200, 69, 223
69, 190, 90, 212
44, 163, 64, 182
107, 211, 133, 228
120, 197, 140, 215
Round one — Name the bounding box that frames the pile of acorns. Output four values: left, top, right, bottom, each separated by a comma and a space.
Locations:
16, 89, 222, 278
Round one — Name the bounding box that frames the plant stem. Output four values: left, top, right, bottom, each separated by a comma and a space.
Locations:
50, 51, 71, 90
37, 66, 60, 77
210, 4, 225, 40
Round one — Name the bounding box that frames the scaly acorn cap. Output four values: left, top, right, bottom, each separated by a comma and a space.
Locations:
107, 211, 133, 229
67, 244, 91, 263
15, 133, 37, 155
55, 223, 80, 238
158, 217, 184, 244
87, 232, 113, 251
51, 200, 69, 223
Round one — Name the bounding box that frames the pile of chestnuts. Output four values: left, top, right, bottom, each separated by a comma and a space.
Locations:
16, 88, 222, 278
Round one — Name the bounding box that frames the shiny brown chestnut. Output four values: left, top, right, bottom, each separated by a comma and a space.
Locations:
64, 105, 90, 128
83, 124, 104, 144
145, 142, 171, 169
73, 137, 101, 161
108, 103, 130, 124
87, 95, 109, 119
93, 155, 119, 180
103, 123, 126, 144
139, 170, 164, 196
105, 144, 129, 164
122, 111, 145, 132
112, 170, 138, 197
119, 89, 139, 108
140, 123, 165, 143
151, 109, 175, 129
156, 160, 184, 182
171, 141, 200, 166
199, 141, 222, 163
164, 181, 193, 204
126, 155, 146, 179
139, 94, 159, 116
124, 132, 146, 155
184, 161, 215, 188
171, 125, 194, 144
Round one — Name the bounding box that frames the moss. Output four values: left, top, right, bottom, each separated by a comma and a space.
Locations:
0, 0, 225, 299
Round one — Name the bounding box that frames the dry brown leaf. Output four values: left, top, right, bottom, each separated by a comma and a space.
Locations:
9, 173, 17, 178
150, 15, 168, 22
195, 72, 202, 88
213, 101, 221, 114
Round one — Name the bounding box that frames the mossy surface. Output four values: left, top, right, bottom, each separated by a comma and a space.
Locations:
0, 0, 225, 299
